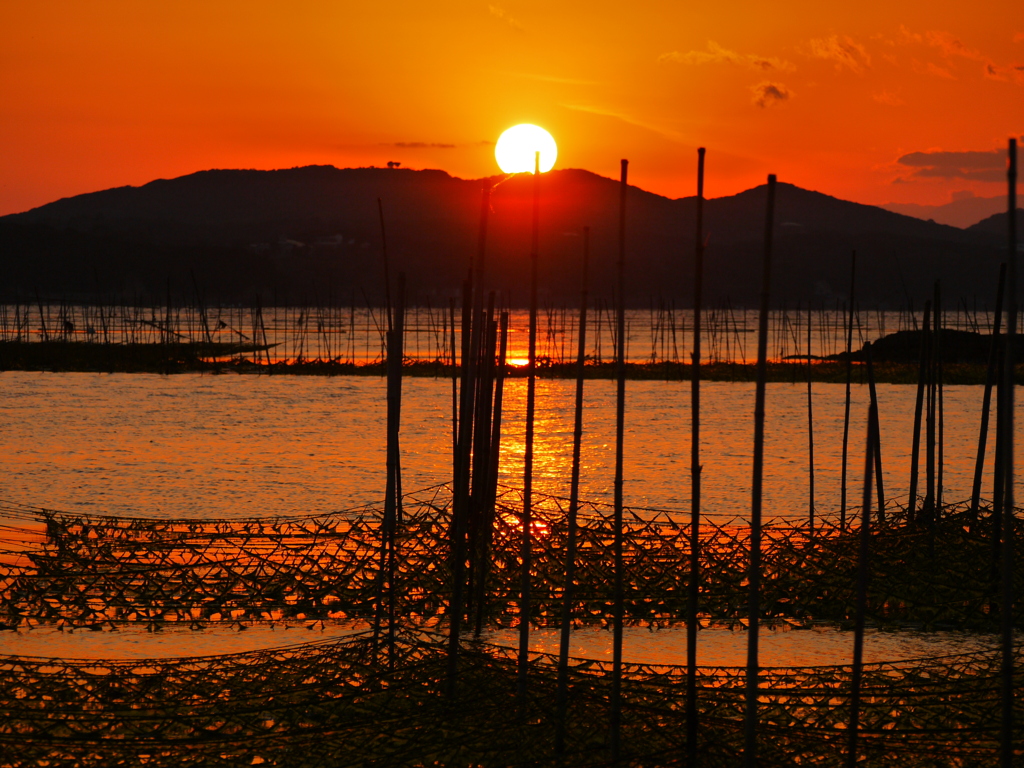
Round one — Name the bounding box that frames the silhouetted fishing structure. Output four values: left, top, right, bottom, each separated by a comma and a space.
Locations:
0, 143, 1021, 767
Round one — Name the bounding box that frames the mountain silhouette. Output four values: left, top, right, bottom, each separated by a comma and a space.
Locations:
882, 195, 1007, 229
0, 166, 1010, 308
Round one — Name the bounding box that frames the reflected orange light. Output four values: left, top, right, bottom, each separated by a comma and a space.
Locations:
499, 511, 551, 537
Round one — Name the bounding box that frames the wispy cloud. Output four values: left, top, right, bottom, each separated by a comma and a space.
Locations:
659, 41, 795, 72
925, 30, 984, 61
750, 81, 791, 108
390, 142, 457, 149
899, 27, 1023, 85
806, 35, 870, 74
896, 145, 1015, 182
488, 4, 526, 34
508, 72, 600, 86
912, 59, 956, 79
561, 104, 686, 142
872, 90, 904, 106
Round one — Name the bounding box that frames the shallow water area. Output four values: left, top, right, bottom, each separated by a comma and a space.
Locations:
2, 371, 1020, 520
0, 622, 1002, 668
0, 621, 370, 660
482, 626, 1005, 668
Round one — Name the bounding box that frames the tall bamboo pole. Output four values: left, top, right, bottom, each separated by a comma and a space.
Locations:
378, 198, 393, 334
518, 153, 541, 699
934, 281, 944, 513
998, 136, 1017, 768
847, 400, 877, 768
806, 306, 815, 533
840, 252, 857, 531
744, 174, 776, 767
448, 186, 490, 697
970, 264, 1006, 525
555, 227, 590, 757
865, 343, 885, 523
926, 288, 937, 531
908, 301, 931, 522
474, 310, 509, 637
686, 147, 706, 765
611, 159, 628, 762
387, 274, 405, 667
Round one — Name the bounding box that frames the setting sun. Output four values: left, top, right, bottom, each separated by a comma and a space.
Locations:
494, 124, 557, 174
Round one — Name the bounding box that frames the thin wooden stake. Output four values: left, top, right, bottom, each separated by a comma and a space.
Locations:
555, 226, 590, 757
840, 252, 856, 531
970, 264, 1006, 525
518, 154, 541, 700
474, 310, 509, 637
686, 147, 706, 765
865, 343, 885, 523
611, 159, 628, 762
806, 306, 815, 534
744, 174, 776, 768
998, 136, 1017, 768
934, 281, 944, 513
847, 401, 877, 768
908, 301, 931, 523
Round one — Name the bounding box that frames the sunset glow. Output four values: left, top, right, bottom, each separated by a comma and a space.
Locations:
1, 2, 1021, 214
495, 124, 557, 173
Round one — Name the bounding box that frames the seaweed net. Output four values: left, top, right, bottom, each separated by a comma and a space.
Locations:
0, 628, 1020, 766
1, 486, 1021, 631
1, 488, 1022, 765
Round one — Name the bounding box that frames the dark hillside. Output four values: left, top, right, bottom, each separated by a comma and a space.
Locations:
1, 167, 1006, 307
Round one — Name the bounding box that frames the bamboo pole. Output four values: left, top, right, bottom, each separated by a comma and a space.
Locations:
998, 136, 1017, 768
840, 252, 856, 531
934, 281, 944, 513
387, 275, 405, 667
474, 310, 509, 638
448, 186, 490, 697
908, 301, 931, 523
744, 174, 776, 768
865, 343, 885, 524
518, 154, 541, 700
610, 158, 628, 762
686, 147, 706, 765
555, 226, 590, 757
926, 289, 937, 530
847, 399, 877, 768
807, 306, 815, 533
379, 199, 392, 333
467, 295, 497, 620
971, 264, 1006, 525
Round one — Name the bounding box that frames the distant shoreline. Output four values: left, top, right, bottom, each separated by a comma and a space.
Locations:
1, 341, 1020, 384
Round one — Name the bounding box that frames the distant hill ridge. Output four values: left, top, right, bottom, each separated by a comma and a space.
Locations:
882, 195, 1009, 229
0, 165, 1016, 307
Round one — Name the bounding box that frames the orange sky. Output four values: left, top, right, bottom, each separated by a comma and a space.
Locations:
1, 1, 1022, 215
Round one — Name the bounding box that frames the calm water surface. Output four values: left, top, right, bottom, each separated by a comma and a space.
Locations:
1, 371, 1019, 519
